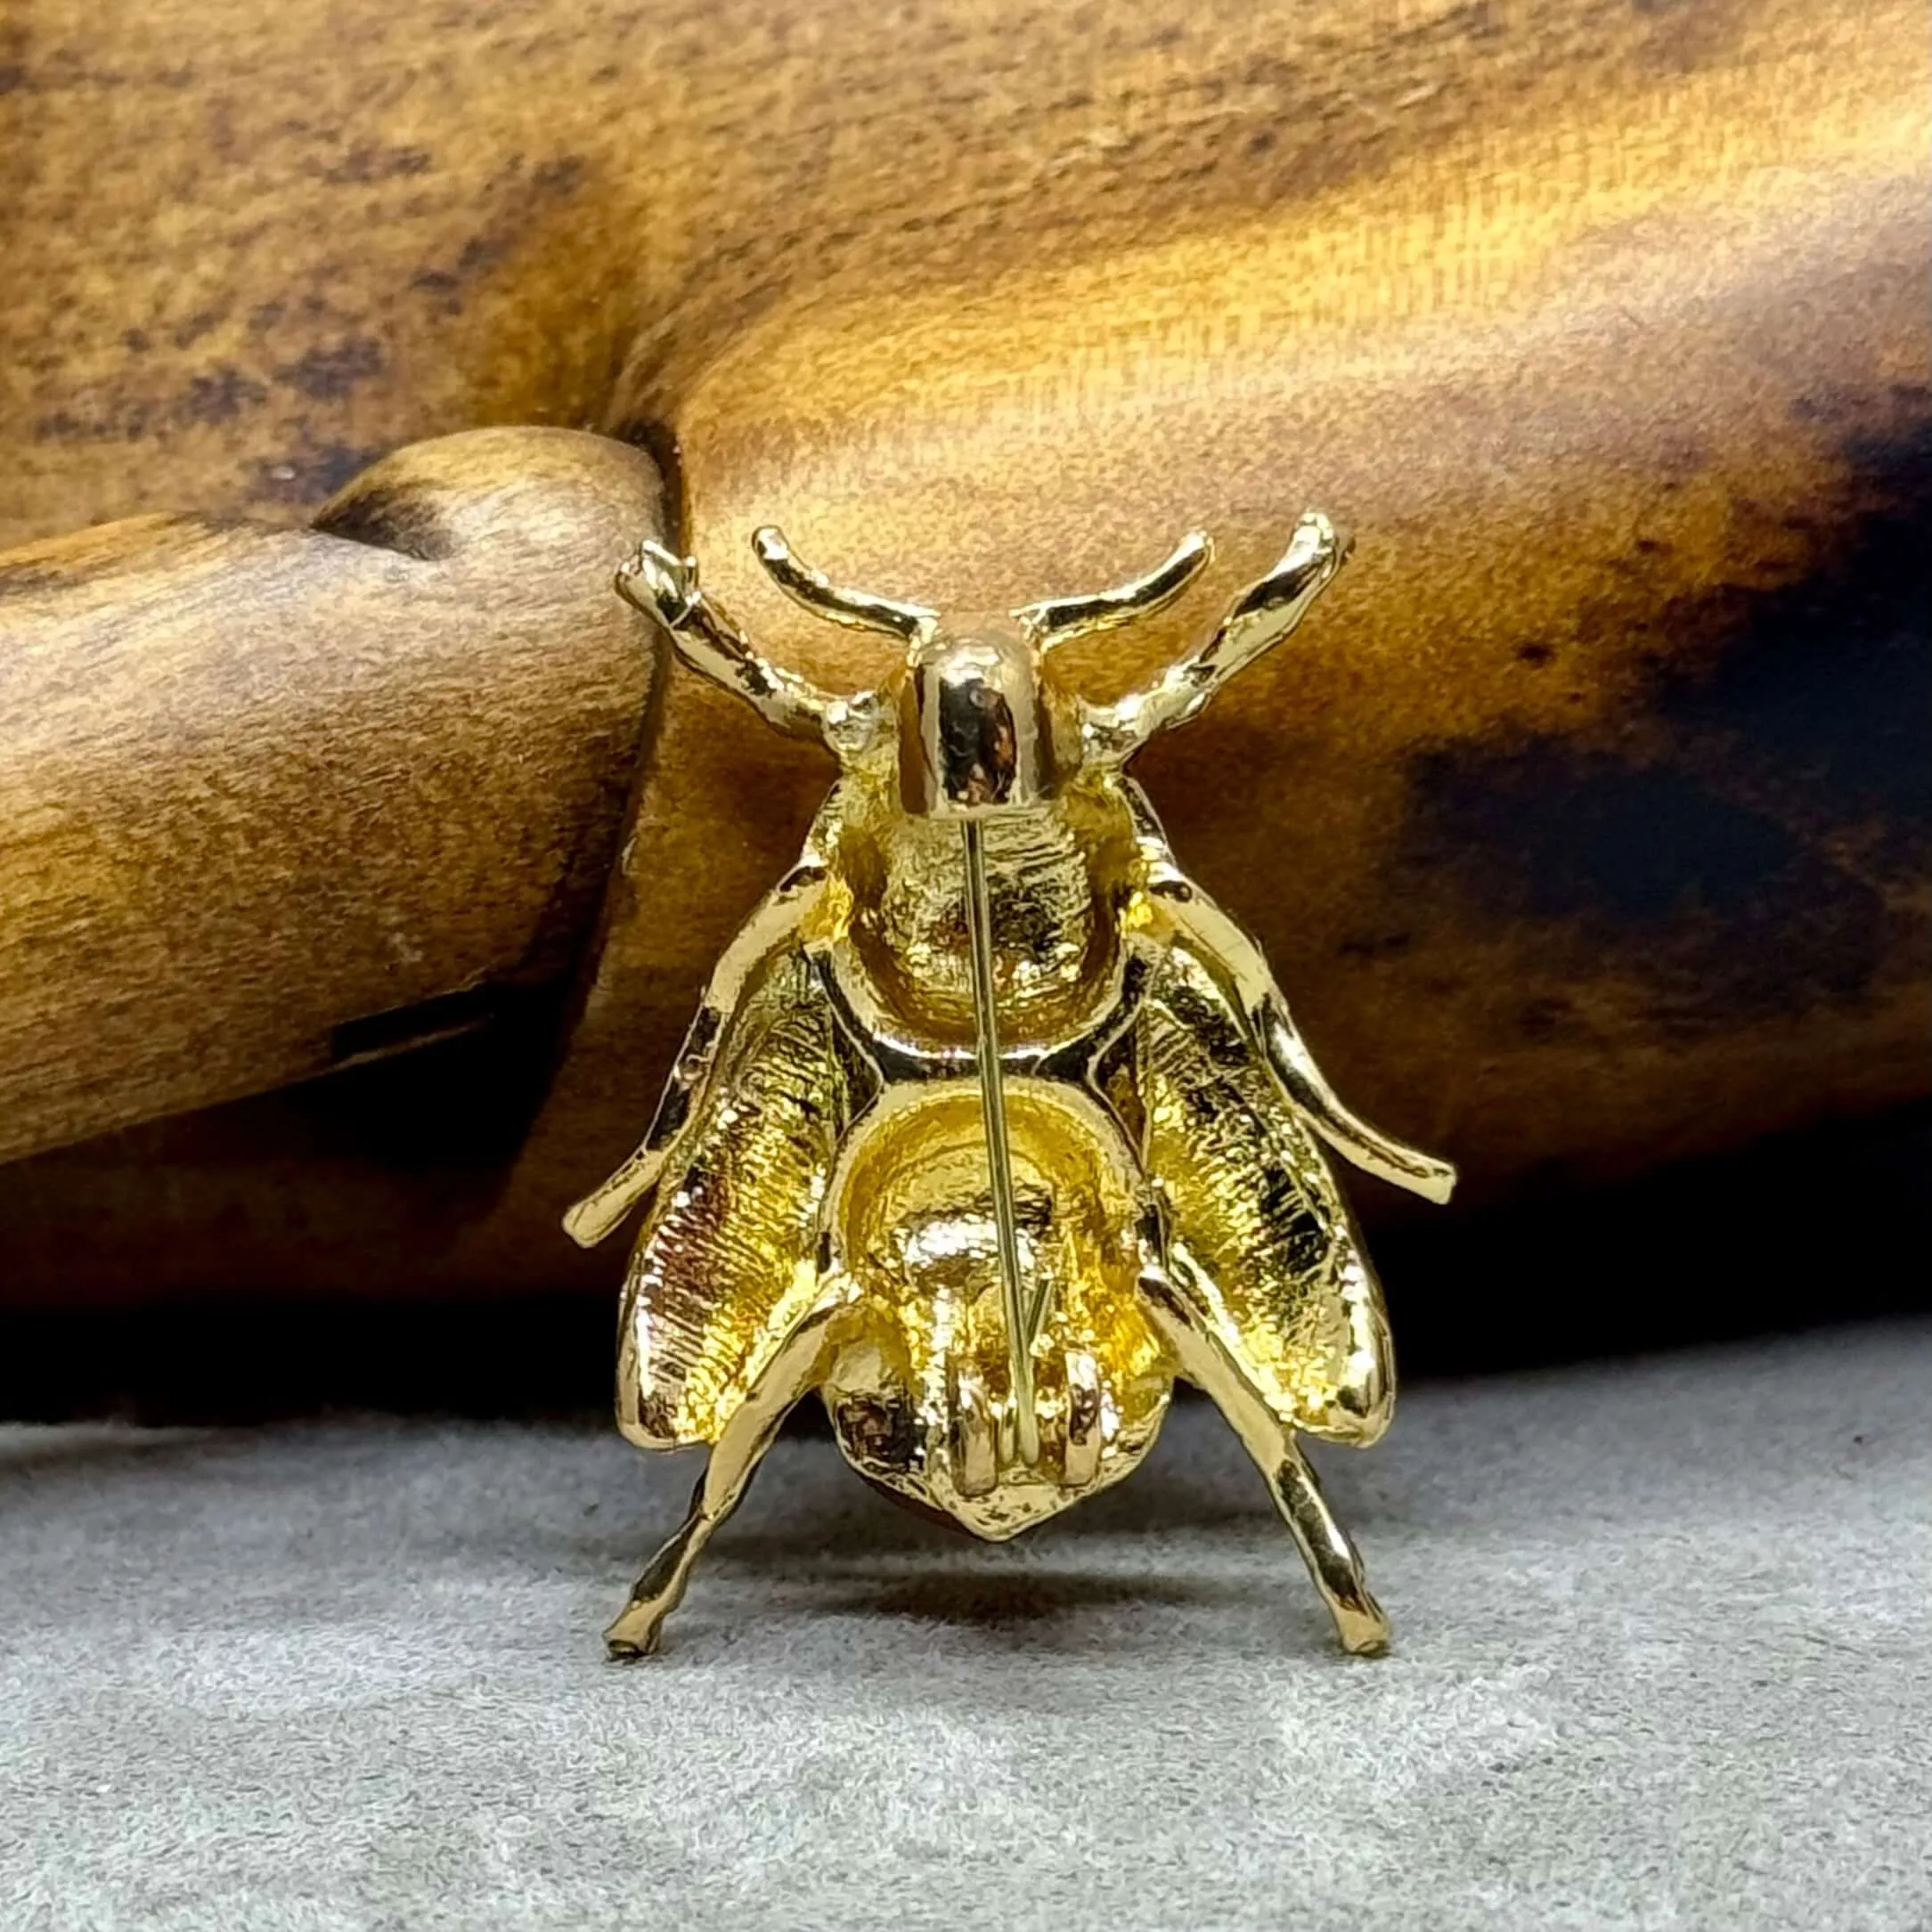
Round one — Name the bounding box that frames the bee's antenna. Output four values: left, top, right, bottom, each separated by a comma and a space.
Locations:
1013, 530, 1212, 649
753, 527, 938, 646
1080, 513, 1348, 761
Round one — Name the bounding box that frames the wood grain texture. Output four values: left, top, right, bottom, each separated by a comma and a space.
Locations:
0, 428, 663, 1162
0, 0, 1924, 1307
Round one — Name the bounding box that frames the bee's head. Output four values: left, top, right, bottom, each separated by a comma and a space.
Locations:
749, 525, 1214, 819
896, 615, 1064, 819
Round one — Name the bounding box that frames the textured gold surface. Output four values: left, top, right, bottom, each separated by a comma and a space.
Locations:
1139, 942, 1391, 1445
572, 517, 1454, 1656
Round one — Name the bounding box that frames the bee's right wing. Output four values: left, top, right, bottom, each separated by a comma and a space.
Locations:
1121, 780, 1455, 1202
1134, 933, 1394, 1446
1119, 779, 1452, 1447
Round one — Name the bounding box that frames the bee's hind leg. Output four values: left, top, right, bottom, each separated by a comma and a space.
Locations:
607, 1282, 850, 1659
1137, 1264, 1390, 1657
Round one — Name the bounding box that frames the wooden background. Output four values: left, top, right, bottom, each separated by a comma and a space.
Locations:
0, 0, 1925, 1310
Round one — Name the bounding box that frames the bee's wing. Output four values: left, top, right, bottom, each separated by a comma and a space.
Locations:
1137, 933, 1392, 1444
565, 824, 835, 1249
1121, 779, 1455, 1202
615, 940, 854, 1447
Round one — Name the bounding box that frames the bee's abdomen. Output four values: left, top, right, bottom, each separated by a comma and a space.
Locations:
819, 1077, 1173, 1538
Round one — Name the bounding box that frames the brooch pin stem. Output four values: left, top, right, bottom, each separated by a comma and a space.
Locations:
962, 817, 1041, 1467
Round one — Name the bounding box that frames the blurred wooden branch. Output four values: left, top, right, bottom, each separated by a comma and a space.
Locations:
0, 429, 663, 1162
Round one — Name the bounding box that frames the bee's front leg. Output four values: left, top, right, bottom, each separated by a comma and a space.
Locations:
1138, 1261, 1390, 1657
606, 1280, 852, 1659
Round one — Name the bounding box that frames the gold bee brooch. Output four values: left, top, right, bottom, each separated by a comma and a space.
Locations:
566, 514, 1455, 1657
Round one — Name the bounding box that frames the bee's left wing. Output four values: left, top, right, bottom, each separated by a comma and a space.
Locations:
565, 795, 859, 1448
565, 820, 834, 1250
613, 939, 857, 1448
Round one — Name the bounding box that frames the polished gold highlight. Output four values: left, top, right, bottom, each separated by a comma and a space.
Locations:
574, 514, 1455, 1656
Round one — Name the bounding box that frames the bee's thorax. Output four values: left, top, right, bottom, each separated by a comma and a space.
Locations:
832, 772, 1137, 1052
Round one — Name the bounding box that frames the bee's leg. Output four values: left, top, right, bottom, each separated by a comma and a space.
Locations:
1137, 1264, 1390, 1656
1120, 779, 1455, 1205
606, 1283, 849, 1659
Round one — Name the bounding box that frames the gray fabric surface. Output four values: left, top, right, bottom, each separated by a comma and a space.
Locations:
2, 1323, 1928, 1932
